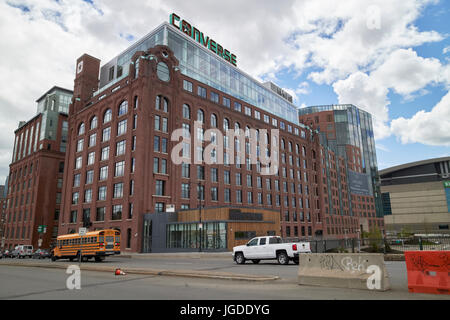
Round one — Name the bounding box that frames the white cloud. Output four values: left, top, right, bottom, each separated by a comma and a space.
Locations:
0, 0, 448, 183
333, 72, 391, 140
371, 48, 443, 96
444, 46, 450, 54
391, 91, 450, 146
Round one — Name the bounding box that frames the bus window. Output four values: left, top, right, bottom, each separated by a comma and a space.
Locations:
115, 236, 120, 244
99, 236, 104, 243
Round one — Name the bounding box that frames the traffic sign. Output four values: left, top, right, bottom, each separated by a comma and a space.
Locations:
37, 225, 47, 233
79, 228, 87, 236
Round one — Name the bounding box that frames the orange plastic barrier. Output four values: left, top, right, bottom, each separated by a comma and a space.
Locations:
404, 251, 449, 295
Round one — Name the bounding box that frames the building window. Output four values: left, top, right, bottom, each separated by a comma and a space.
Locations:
224, 189, 231, 202
76, 139, 84, 152
118, 101, 128, 116
72, 192, 79, 205
99, 166, 108, 180
112, 205, 122, 220
155, 180, 165, 196
102, 127, 111, 142
86, 170, 94, 184
183, 80, 193, 92
103, 109, 112, 124
127, 228, 132, 248
117, 119, 127, 136
73, 174, 81, 187
114, 183, 124, 198
182, 163, 190, 178
154, 136, 160, 152
96, 207, 105, 221
183, 104, 190, 119
181, 183, 190, 199
115, 161, 125, 177
75, 156, 82, 169
223, 97, 230, 108
78, 123, 85, 135
70, 210, 78, 223
210, 114, 217, 128
211, 187, 218, 201
129, 203, 133, 219
84, 189, 92, 203
116, 140, 126, 156
234, 102, 242, 112
155, 203, 164, 213
197, 86, 207, 98
98, 186, 107, 201
87, 152, 95, 166
89, 133, 96, 148
101, 146, 110, 161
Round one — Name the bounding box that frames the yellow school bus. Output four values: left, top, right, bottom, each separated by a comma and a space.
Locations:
52, 229, 120, 262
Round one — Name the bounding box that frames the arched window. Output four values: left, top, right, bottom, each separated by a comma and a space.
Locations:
245, 126, 251, 138
289, 142, 293, 153
134, 96, 139, 109
118, 100, 128, 116
90, 116, 98, 130
302, 146, 307, 157
182, 104, 190, 119
155, 95, 160, 110
211, 114, 217, 128
162, 97, 169, 112
78, 123, 85, 135
265, 133, 270, 144
103, 109, 112, 124
234, 122, 240, 133
223, 118, 230, 131
281, 139, 285, 150
197, 109, 205, 123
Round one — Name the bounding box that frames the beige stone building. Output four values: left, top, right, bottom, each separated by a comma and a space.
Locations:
380, 157, 450, 235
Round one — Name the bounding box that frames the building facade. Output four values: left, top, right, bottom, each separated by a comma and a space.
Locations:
380, 157, 450, 235
3, 87, 72, 250
57, 20, 382, 252
298, 105, 385, 236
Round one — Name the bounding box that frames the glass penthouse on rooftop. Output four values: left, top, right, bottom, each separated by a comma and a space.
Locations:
97, 22, 300, 124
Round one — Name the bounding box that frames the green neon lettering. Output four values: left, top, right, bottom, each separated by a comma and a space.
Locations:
200, 33, 210, 48
217, 44, 224, 58
209, 39, 217, 54
192, 27, 201, 42
224, 49, 231, 62
181, 20, 191, 37
231, 54, 237, 66
170, 13, 180, 30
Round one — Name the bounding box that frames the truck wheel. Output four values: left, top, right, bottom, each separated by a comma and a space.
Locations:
277, 252, 289, 265
293, 258, 299, 265
252, 260, 261, 264
235, 253, 246, 264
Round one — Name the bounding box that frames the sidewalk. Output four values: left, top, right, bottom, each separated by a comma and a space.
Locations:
117, 251, 233, 259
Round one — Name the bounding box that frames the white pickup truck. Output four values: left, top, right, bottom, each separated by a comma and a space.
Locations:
232, 236, 311, 265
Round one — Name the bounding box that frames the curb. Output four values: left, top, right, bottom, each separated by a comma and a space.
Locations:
116, 253, 233, 260
0, 261, 279, 282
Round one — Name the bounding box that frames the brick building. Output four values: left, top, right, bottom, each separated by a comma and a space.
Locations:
3, 87, 72, 250
299, 105, 385, 237
57, 21, 379, 253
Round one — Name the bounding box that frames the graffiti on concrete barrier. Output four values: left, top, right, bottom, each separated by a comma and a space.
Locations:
319, 255, 344, 271
341, 256, 367, 273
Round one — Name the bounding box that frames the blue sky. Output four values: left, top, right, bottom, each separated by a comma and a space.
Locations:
0, 0, 449, 185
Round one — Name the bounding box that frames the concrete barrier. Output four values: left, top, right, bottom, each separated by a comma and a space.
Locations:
298, 253, 391, 291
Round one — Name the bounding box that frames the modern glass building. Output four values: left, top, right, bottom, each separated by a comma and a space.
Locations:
97, 22, 300, 125
299, 104, 383, 220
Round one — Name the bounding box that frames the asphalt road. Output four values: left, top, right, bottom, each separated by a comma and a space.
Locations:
0, 256, 449, 300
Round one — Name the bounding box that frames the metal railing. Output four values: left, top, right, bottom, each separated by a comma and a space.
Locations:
284, 236, 450, 253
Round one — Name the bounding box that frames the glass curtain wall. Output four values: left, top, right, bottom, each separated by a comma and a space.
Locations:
166, 222, 227, 250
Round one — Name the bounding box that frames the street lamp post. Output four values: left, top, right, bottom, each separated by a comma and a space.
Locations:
198, 181, 203, 253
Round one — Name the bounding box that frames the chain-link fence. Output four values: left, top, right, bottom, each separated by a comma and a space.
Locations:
284, 236, 450, 253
